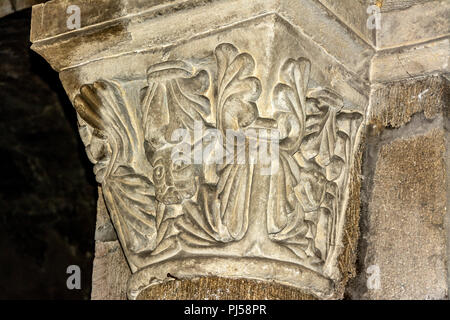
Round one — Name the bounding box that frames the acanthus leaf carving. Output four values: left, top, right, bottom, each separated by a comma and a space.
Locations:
72, 42, 364, 292
141, 60, 212, 150
215, 43, 261, 132
179, 43, 261, 244
74, 80, 158, 264
267, 58, 363, 270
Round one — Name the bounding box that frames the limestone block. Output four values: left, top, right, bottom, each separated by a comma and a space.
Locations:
348, 75, 449, 300
378, 0, 436, 12
0, 0, 45, 19
91, 240, 131, 300
371, 38, 450, 83
12, 0, 44, 11
94, 187, 117, 242
370, 1, 449, 83
317, 0, 375, 46
357, 126, 447, 299
377, 1, 450, 49
137, 277, 316, 300
369, 76, 449, 127
91, 187, 130, 299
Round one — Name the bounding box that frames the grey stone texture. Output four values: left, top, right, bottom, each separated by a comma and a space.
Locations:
28, 0, 450, 299
376, 1, 450, 49
348, 76, 449, 300
366, 126, 447, 299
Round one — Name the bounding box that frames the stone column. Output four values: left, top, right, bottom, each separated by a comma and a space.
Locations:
36, 0, 450, 300
349, 76, 449, 299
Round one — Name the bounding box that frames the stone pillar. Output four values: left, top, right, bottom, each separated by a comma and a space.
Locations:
30, 0, 370, 300
30, 0, 449, 300
347, 1, 450, 300
348, 76, 449, 300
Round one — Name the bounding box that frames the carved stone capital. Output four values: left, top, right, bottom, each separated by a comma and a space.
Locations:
31, 0, 370, 299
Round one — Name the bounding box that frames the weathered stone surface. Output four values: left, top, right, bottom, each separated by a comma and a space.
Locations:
91, 186, 129, 299
12, 0, 44, 11
369, 75, 448, 127
336, 140, 364, 297
445, 90, 450, 294
30, 0, 192, 41
377, 1, 450, 49
32, 0, 368, 300
353, 125, 448, 299
30, 0, 374, 84
0, 1, 14, 19
377, 0, 436, 12
348, 75, 449, 300
371, 39, 450, 83
370, 0, 449, 83
0, 0, 44, 18
137, 277, 316, 300
94, 187, 117, 242
91, 240, 131, 300
317, 0, 375, 46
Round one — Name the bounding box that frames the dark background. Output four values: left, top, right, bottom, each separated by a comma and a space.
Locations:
0, 9, 97, 299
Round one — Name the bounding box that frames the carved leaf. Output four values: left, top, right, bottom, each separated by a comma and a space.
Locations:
272, 58, 310, 153
141, 61, 211, 149
103, 166, 158, 254
177, 44, 262, 245
215, 43, 261, 132
180, 161, 254, 245
267, 58, 312, 259
74, 80, 142, 181
210, 44, 262, 241
73, 80, 158, 258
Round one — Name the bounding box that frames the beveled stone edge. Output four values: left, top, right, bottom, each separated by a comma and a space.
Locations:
127, 257, 335, 300
30, 0, 272, 43
30, 0, 374, 45
370, 37, 450, 83
316, 0, 376, 48
30, 0, 374, 83
30, 0, 450, 53
0, 0, 45, 19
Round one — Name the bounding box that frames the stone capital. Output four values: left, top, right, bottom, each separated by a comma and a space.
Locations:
31, 0, 370, 299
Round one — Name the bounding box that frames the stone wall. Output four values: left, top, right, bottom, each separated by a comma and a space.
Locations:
0, 0, 45, 19
348, 76, 449, 299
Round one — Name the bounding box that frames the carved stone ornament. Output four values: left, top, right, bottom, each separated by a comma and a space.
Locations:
73, 43, 363, 299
